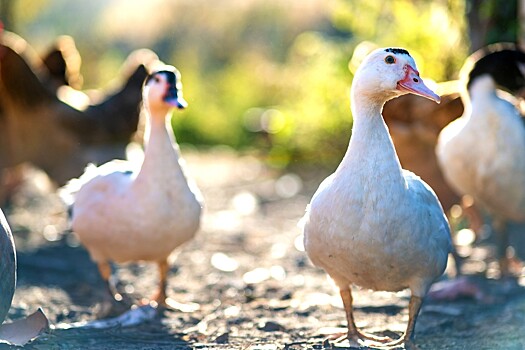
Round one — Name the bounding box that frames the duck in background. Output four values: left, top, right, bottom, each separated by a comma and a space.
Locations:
62, 67, 203, 315
302, 48, 451, 348
436, 43, 525, 278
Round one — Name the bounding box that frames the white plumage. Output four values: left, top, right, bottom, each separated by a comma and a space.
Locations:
302, 48, 452, 348
436, 46, 525, 275
437, 77, 525, 222
65, 67, 202, 310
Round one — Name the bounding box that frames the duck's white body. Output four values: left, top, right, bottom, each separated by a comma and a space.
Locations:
437, 76, 525, 222
302, 48, 452, 346
65, 68, 202, 308
71, 122, 202, 263
305, 115, 450, 297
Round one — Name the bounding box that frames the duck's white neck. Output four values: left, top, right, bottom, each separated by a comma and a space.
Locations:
136, 109, 184, 182
144, 111, 178, 152
461, 74, 496, 122
468, 74, 496, 101
337, 93, 403, 177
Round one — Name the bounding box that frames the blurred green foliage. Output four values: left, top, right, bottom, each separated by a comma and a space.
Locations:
6, 0, 475, 169
333, 0, 468, 80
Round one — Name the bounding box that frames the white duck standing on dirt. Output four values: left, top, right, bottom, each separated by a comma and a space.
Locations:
436, 45, 525, 277
302, 48, 452, 348
64, 67, 202, 313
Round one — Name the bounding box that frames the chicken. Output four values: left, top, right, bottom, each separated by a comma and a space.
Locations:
0, 28, 157, 204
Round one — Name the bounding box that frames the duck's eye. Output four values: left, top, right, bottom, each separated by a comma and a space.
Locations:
154, 76, 161, 83
385, 55, 396, 64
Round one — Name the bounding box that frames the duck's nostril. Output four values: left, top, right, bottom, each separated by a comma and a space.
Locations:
413, 78, 419, 82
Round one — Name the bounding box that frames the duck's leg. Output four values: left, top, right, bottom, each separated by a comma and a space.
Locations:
381, 295, 423, 348
95, 261, 126, 317
148, 259, 199, 312
151, 259, 169, 306
493, 218, 510, 277
98, 261, 122, 301
450, 246, 463, 277
333, 288, 393, 346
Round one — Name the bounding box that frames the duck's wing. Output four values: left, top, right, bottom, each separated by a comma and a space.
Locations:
403, 170, 453, 255
300, 174, 336, 225
59, 159, 137, 206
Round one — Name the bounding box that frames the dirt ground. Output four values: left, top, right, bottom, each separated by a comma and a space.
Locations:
3, 149, 525, 350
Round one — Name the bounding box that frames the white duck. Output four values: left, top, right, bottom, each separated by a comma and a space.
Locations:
436, 45, 525, 276
65, 66, 202, 311
302, 48, 452, 348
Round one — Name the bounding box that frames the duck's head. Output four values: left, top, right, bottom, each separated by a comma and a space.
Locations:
463, 43, 525, 94
143, 66, 188, 112
352, 47, 440, 104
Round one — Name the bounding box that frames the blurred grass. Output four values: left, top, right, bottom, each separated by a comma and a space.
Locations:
10, 0, 470, 169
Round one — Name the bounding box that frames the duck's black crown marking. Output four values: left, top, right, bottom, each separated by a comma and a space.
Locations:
385, 48, 410, 56
145, 67, 181, 87
466, 43, 525, 92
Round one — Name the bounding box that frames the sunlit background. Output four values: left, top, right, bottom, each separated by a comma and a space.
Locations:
1, 0, 520, 168
1, 3, 525, 347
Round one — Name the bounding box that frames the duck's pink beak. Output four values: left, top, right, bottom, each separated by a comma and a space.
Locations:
397, 65, 440, 103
